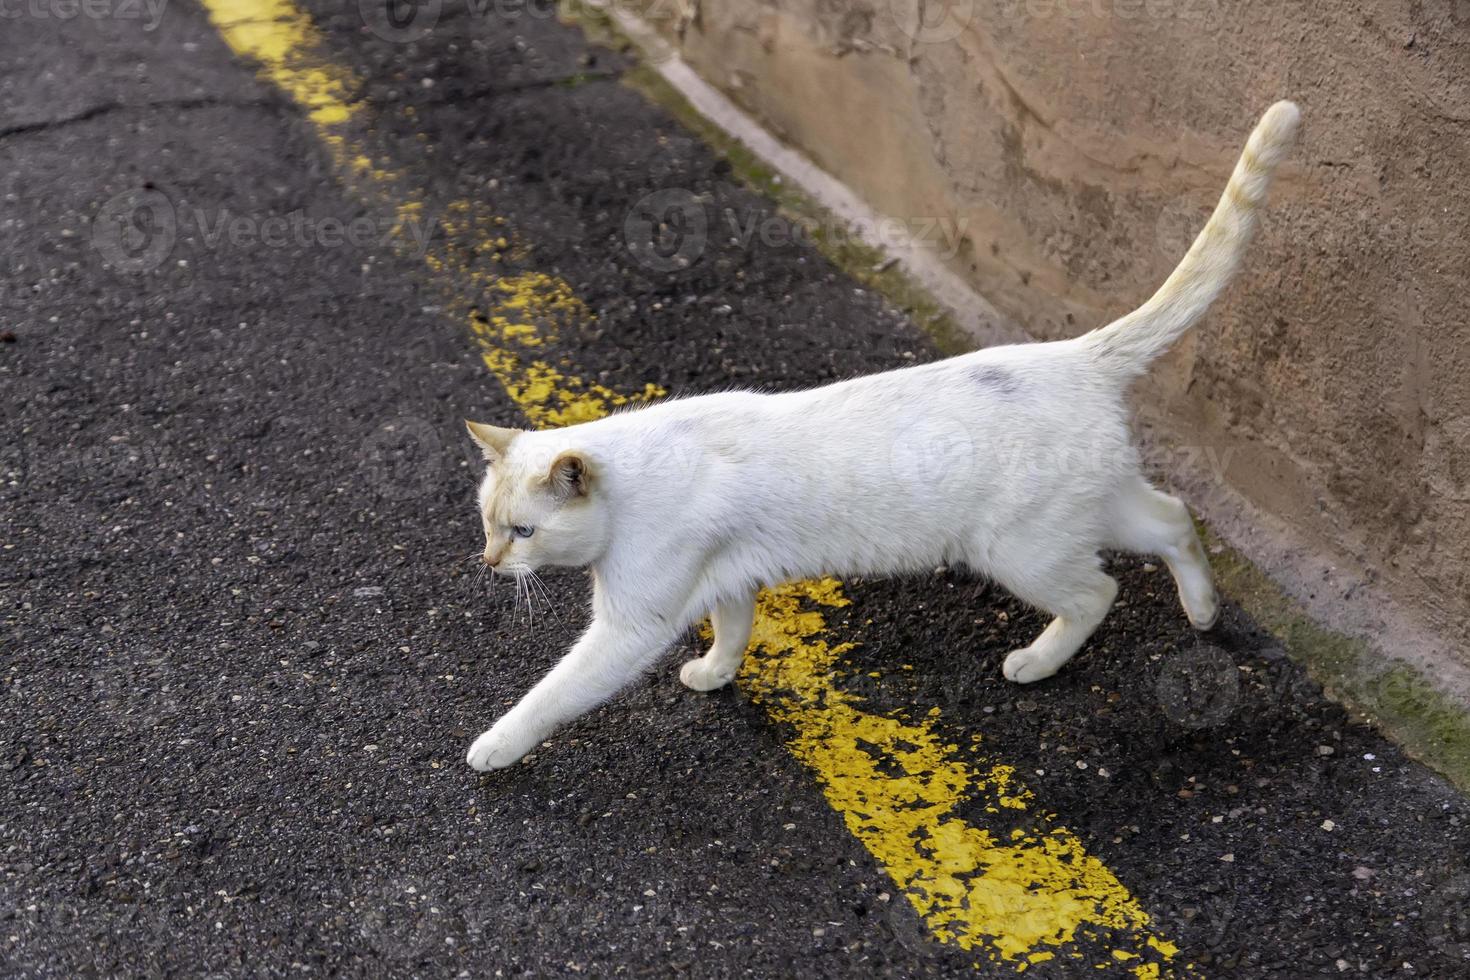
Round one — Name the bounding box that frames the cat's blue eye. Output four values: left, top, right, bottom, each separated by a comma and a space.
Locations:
511, 525, 535, 539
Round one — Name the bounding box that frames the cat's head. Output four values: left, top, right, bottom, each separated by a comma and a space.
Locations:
464, 420, 611, 574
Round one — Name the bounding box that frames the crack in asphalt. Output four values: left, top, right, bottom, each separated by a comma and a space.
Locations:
0, 96, 286, 142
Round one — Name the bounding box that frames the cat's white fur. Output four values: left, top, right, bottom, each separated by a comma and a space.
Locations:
463, 102, 1300, 771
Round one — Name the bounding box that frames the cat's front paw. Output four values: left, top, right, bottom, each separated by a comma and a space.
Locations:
465, 723, 537, 771
679, 656, 735, 692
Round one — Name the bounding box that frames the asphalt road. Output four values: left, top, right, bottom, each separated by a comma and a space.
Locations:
2, 3, 1469, 977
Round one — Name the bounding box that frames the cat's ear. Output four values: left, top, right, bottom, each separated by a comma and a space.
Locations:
545, 451, 591, 499
464, 420, 521, 463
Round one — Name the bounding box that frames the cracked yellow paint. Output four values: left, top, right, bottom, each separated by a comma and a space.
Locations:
200, 0, 1189, 972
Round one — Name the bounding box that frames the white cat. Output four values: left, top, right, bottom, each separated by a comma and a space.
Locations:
463, 101, 1300, 771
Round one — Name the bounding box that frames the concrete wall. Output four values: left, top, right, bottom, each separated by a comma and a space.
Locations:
648, 0, 1470, 663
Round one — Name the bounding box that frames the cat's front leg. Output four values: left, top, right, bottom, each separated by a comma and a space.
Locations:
679, 589, 757, 692
466, 615, 675, 771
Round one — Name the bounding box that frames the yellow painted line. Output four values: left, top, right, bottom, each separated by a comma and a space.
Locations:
743, 583, 1184, 973
199, 2, 1189, 972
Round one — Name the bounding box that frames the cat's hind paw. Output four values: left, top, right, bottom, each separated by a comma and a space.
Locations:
679, 657, 735, 692
1186, 593, 1220, 631
1002, 647, 1061, 685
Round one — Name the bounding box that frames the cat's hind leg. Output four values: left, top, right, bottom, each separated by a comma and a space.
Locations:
992, 557, 1118, 684
1106, 476, 1218, 630
679, 588, 757, 692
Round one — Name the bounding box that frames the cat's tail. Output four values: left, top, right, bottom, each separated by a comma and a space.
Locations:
1082, 100, 1300, 379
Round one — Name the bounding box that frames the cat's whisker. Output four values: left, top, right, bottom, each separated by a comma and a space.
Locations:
526, 570, 563, 626
520, 570, 543, 625
525, 570, 549, 610
522, 573, 536, 630
507, 570, 523, 625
